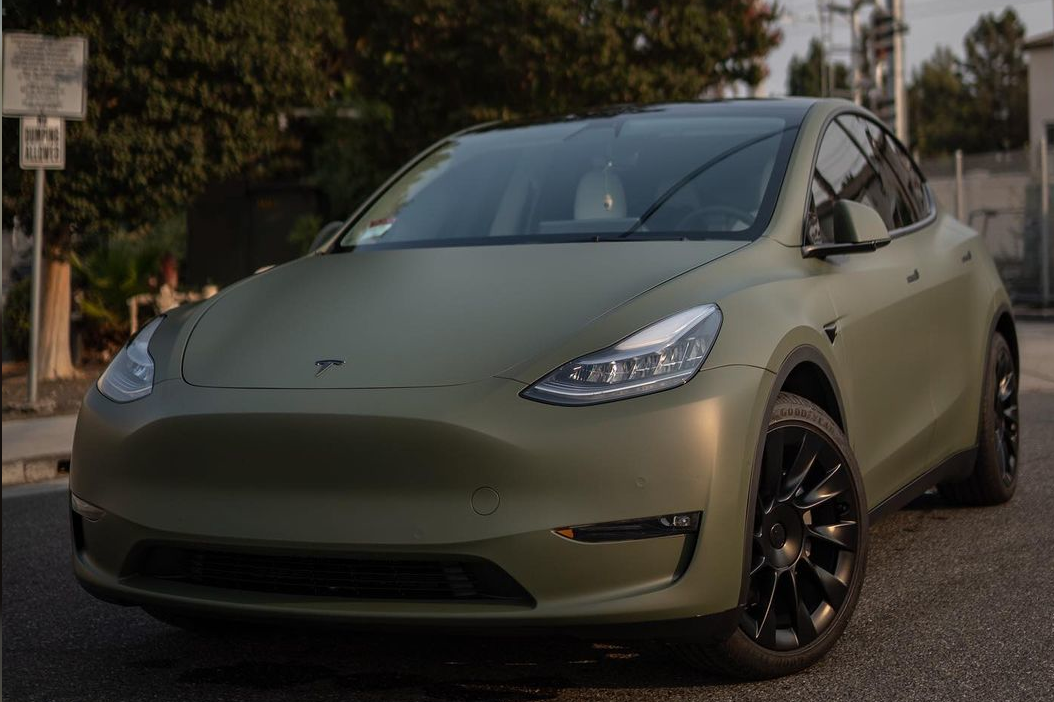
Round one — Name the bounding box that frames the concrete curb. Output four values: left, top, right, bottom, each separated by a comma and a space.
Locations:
2, 454, 70, 487
1014, 307, 1054, 322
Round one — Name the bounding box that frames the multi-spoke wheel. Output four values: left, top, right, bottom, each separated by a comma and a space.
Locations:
993, 343, 1019, 485
672, 392, 867, 679
941, 332, 1019, 505
742, 423, 861, 651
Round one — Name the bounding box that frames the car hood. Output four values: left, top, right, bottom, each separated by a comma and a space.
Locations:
181, 241, 744, 389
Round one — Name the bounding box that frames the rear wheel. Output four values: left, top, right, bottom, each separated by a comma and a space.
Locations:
673, 392, 867, 679
940, 332, 1018, 505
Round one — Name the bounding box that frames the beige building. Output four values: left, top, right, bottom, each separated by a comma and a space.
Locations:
1024, 30, 1053, 149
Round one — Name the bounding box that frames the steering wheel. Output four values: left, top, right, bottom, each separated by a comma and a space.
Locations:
674, 205, 755, 233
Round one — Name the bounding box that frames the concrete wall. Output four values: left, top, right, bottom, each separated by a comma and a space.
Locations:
928, 172, 1030, 260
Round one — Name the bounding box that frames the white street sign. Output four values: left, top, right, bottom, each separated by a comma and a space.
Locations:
2, 33, 88, 119
20, 116, 65, 169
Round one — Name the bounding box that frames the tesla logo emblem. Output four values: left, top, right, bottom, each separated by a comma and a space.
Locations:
314, 359, 345, 377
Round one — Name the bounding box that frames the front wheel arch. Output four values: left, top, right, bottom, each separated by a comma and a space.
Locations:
737, 345, 852, 608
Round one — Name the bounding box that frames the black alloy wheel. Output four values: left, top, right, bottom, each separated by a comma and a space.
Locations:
742, 423, 862, 651
671, 393, 867, 679
993, 342, 1019, 486
940, 332, 1019, 506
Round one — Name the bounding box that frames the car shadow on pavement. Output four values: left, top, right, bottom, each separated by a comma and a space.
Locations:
126, 625, 729, 698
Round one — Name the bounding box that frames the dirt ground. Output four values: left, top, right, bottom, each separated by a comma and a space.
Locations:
1, 362, 104, 419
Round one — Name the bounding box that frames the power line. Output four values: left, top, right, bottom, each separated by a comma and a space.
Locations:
910, 0, 1051, 19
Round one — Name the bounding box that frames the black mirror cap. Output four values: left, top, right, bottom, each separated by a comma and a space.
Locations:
802, 238, 892, 259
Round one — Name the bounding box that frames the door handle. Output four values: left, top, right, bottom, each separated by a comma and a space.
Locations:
961, 250, 973, 263
906, 269, 920, 283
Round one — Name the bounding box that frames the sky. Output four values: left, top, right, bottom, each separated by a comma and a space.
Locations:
762, 0, 1054, 96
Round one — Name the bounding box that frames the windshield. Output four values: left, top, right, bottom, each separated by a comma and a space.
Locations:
338, 111, 797, 250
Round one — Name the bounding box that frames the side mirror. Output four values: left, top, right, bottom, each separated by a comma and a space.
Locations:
309, 220, 345, 254
803, 200, 891, 259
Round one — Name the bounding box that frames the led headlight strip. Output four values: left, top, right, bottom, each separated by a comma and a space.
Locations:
523, 304, 722, 406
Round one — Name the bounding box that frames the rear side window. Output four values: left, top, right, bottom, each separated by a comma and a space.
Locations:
808, 121, 892, 244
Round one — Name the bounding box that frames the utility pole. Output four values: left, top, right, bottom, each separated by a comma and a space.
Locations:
817, 1, 830, 97
818, 1, 860, 100
892, 0, 907, 142
850, 4, 863, 105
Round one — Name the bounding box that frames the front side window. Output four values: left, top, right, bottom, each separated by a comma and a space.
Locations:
880, 127, 929, 220
337, 114, 797, 250
808, 120, 890, 244
838, 115, 926, 227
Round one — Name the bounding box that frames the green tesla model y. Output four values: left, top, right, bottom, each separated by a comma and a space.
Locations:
71, 98, 1019, 678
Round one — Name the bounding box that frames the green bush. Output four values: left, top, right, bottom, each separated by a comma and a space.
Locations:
2, 278, 31, 360
288, 213, 324, 256
71, 235, 165, 352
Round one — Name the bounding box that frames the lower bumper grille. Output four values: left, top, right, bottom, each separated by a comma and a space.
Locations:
139, 546, 532, 604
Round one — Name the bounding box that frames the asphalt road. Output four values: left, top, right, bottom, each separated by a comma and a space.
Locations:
3, 394, 1053, 701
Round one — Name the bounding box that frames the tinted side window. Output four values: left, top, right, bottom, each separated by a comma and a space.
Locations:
837, 116, 912, 228
884, 131, 929, 219
839, 115, 928, 226
809, 121, 891, 243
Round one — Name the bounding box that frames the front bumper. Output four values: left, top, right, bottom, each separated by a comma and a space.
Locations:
71, 364, 773, 636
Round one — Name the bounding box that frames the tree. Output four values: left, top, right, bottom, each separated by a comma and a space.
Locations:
908, 46, 972, 155
961, 7, 1028, 152
907, 8, 1028, 155
787, 38, 849, 97
315, 0, 783, 215
2, 0, 344, 380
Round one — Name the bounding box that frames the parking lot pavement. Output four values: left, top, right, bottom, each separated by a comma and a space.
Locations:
3, 324, 1052, 702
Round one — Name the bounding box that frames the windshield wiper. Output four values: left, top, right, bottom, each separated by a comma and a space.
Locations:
585, 233, 689, 242
619, 126, 791, 238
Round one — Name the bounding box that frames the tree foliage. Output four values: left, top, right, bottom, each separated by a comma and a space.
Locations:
908, 8, 1028, 155
786, 38, 849, 97
908, 47, 972, 155
315, 0, 782, 216
962, 7, 1028, 151
2, 0, 345, 252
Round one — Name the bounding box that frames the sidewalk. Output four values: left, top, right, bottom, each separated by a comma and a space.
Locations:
2, 414, 77, 486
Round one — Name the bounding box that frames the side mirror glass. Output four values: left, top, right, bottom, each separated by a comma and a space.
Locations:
803, 200, 891, 259
309, 221, 345, 254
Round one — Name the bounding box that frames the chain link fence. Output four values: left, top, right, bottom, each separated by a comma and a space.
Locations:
921, 146, 1053, 306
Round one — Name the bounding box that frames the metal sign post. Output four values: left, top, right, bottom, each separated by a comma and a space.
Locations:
28, 169, 44, 405
3, 33, 87, 406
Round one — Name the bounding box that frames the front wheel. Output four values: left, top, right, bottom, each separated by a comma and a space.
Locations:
672, 392, 868, 679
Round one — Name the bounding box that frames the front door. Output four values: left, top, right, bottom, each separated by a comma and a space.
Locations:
806, 114, 937, 507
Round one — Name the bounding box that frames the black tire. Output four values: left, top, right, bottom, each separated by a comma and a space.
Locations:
940, 332, 1019, 506
672, 392, 868, 679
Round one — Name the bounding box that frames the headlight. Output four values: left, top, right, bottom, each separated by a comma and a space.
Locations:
522, 304, 722, 406
97, 316, 164, 402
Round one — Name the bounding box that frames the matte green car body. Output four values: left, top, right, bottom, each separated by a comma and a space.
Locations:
70, 99, 1014, 639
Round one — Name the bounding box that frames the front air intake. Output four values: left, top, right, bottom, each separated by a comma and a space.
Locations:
139, 546, 533, 605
